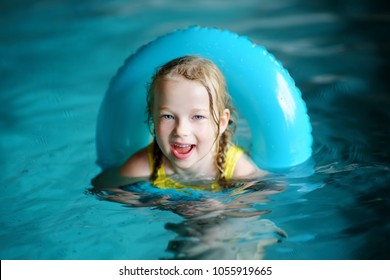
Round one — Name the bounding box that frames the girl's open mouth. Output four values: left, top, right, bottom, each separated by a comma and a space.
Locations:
171, 143, 195, 160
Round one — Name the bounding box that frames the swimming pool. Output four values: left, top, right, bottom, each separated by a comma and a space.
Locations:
1, 0, 389, 260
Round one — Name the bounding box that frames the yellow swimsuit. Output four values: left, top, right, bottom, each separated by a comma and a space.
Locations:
147, 144, 244, 191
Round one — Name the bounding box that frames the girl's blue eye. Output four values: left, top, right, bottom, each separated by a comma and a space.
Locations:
193, 115, 205, 120
162, 114, 174, 120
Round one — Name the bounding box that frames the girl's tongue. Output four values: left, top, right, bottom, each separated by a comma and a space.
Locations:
171, 143, 194, 159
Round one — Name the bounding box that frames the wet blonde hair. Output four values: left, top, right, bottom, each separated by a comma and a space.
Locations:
146, 55, 237, 182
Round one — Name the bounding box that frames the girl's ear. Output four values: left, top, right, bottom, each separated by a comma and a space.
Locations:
219, 109, 230, 135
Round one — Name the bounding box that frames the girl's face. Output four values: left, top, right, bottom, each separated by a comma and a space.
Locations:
153, 76, 230, 177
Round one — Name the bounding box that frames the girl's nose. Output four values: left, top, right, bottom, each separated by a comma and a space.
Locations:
174, 119, 190, 136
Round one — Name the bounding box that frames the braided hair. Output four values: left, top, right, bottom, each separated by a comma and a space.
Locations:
146, 55, 237, 182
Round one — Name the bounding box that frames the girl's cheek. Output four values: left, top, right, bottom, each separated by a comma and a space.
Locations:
154, 122, 164, 135
196, 122, 218, 136
156, 125, 166, 136
156, 122, 173, 135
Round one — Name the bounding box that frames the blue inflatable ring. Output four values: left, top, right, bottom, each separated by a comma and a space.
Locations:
96, 26, 312, 172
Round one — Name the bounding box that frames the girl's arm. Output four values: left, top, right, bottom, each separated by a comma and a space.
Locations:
120, 147, 151, 178
232, 154, 267, 179
91, 147, 151, 189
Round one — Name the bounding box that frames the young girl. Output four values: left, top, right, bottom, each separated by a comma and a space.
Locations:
120, 55, 265, 190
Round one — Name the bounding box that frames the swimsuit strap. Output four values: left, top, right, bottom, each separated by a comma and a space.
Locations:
223, 145, 244, 180
148, 143, 180, 190
146, 143, 166, 179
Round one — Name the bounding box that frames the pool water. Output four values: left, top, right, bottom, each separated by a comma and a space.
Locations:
1, 0, 389, 260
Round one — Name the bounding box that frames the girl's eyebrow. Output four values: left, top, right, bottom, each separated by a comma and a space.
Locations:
157, 106, 169, 110
157, 106, 209, 113
157, 106, 173, 111
191, 108, 209, 112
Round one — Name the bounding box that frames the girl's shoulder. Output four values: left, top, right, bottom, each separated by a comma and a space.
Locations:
120, 145, 152, 178
231, 148, 267, 179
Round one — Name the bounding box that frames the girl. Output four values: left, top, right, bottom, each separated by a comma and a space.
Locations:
120, 55, 265, 189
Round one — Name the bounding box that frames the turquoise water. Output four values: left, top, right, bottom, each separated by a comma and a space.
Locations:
1, 0, 389, 259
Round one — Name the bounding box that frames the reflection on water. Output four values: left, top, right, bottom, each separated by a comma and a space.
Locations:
164, 217, 285, 260
90, 179, 288, 259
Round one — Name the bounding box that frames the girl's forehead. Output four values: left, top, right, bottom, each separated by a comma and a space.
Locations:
155, 76, 218, 101
152, 78, 223, 116
156, 79, 208, 102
